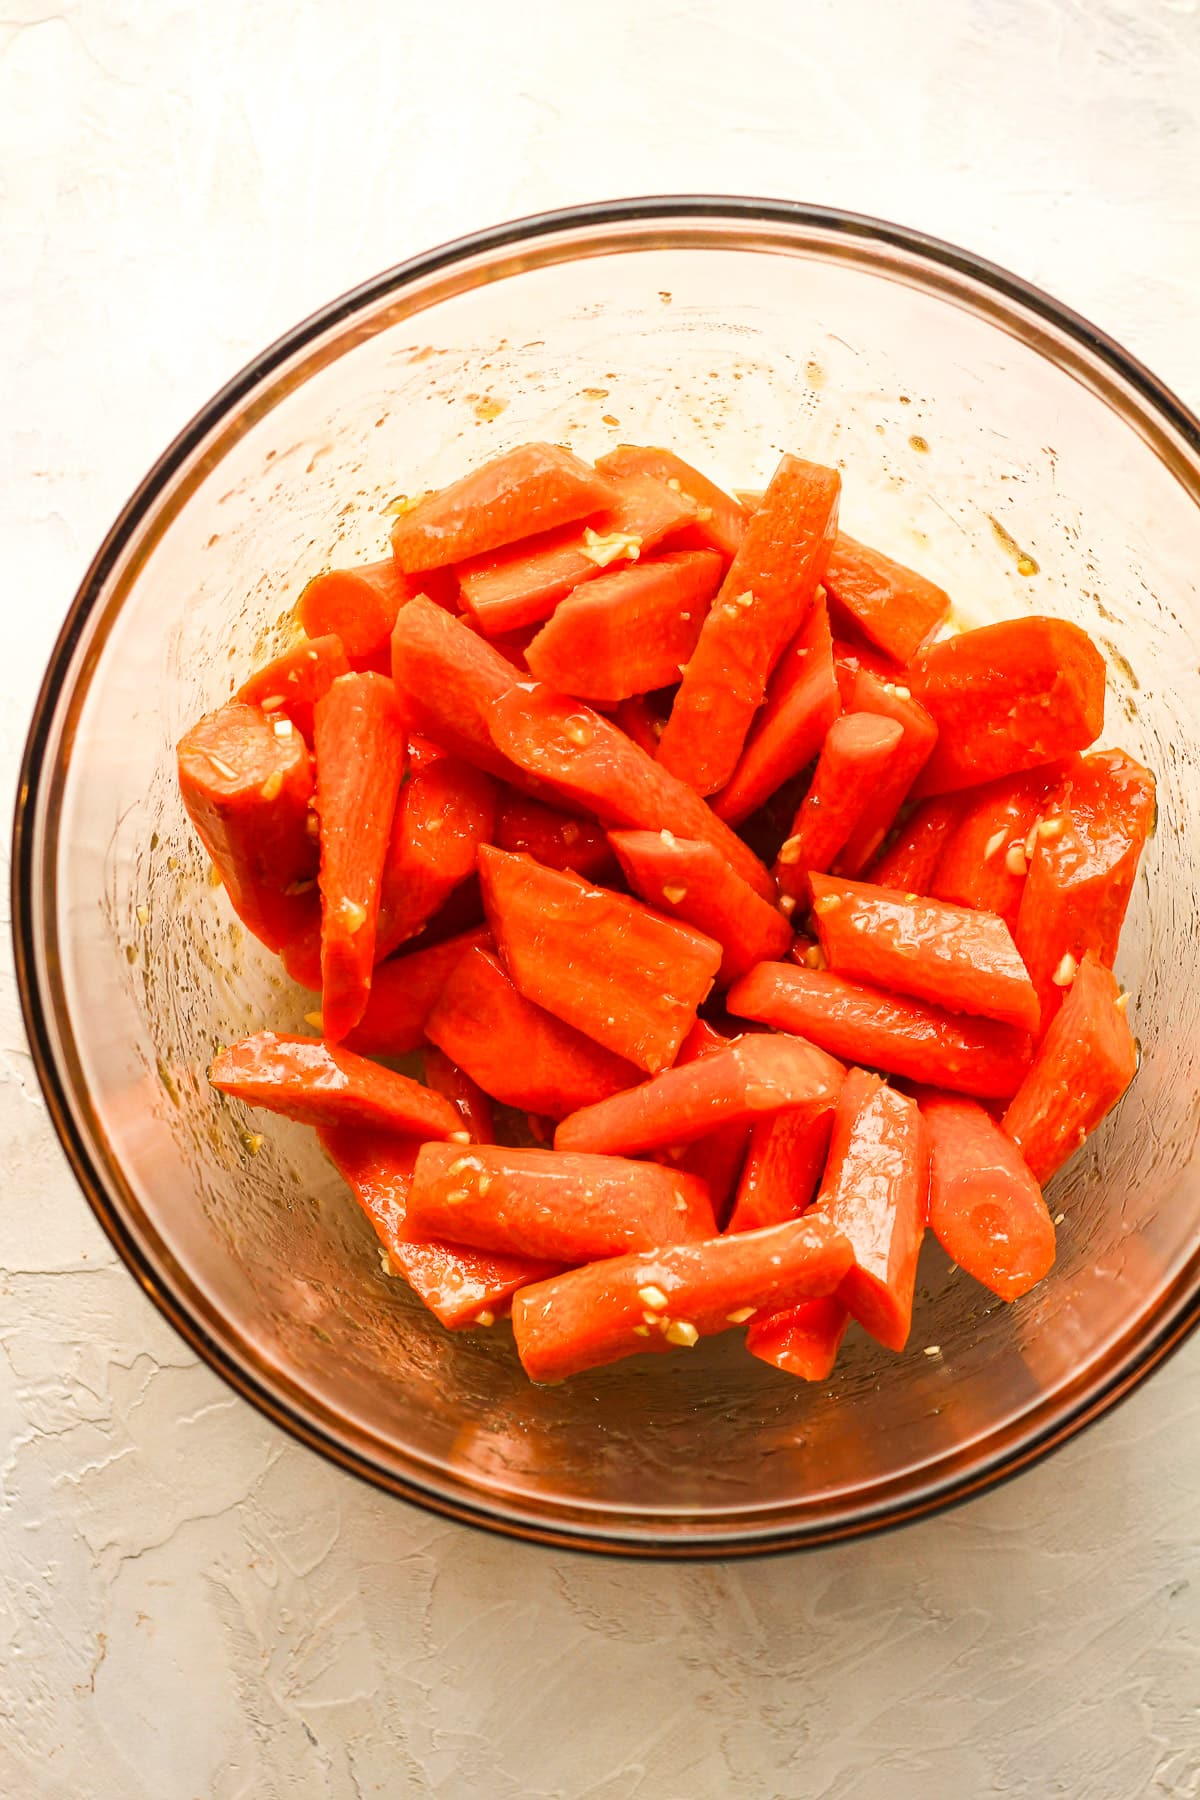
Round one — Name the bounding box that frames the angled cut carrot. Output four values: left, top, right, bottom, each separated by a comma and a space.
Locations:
494, 791, 616, 881
390, 442, 616, 572
177, 700, 317, 954
525, 550, 721, 701
726, 1105, 834, 1234
868, 794, 964, 894
608, 829, 792, 985
830, 659, 938, 873
422, 1046, 496, 1144
745, 1298, 851, 1382
389, 598, 527, 783
210, 1032, 461, 1136
774, 713, 905, 900
237, 633, 351, 743
479, 847, 721, 1074
596, 444, 748, 558
297, 559, 416, 666
374, 751, 496, 959
668, 1020, 752, 1228
822, 533, 950, 665
511, 1216, 854, 1382
657, 454, 841, 793
810, 872, 1042, 1035
313, 672, 408, 1040
407, 1142, 716, 1263
922, 1093, 1055, 1301
726, 962, 1033, 1100
341, 925, 491, 1055
1002, 952, 1138, 1184
931, 760, 1075, 931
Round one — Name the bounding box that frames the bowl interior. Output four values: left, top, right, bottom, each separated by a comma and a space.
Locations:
20, 206, 1200, 1551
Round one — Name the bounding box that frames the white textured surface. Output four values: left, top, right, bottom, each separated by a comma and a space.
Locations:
3, 2, 1200, 1794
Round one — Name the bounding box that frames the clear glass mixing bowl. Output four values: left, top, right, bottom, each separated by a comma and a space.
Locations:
13, 199, 1200, 1555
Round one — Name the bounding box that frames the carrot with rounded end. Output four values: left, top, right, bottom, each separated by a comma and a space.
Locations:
313, 672, 408, 1040
657, 454, 841, 793
425, 945, 640, 1117
774, 713, 905, 899
931, 761, 1075, 931
726, 962, 1033, 1100
210, 1032, 460, 1136
608, 829, 792, 985
830, 660, 938, 873
177, 700, 317, 953
511, 1216, 854, 1382
407, 1142, 716, 1262
237, 634, 351, 743
922, 1093, 1055, 1301
320, 1127, 557, 1328
822, 533, 950, 665
726, 1105, 833, 1234
390, 443, 617, 572
525, 551, 721, 701
745, 1298, 850, 1381
296, 560, 415, 666
868, 794, 963, 894
479, 847, 721, 1074
374, 751, 496, 959
909, 616, 1106, 796
340, 926, 491, 1055
810, 873, 1041, 1035
389, 598, 528, 783
555, 1033, 844, 1157
422, 1047, 496, 1144
494, 791, 616, 881
596, 445, 748, 558
1002, 952, 1138, 1184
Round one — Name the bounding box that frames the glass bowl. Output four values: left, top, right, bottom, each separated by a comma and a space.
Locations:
13, 198, 1200, 1557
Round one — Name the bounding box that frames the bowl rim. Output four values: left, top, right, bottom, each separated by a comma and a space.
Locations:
12, 193, 1200, 1558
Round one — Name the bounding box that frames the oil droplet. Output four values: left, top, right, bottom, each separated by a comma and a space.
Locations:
658, 291, 672, 304
601, 414, 619, 427
472, 395, 507, 423
124, 943, 138, 964
988, 515, 1040, 576
581, 386, 609, 399
805, 358, 826, 389
908, 434, 930, 454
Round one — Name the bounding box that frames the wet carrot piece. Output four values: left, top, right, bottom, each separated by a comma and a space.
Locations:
666, 1020, 752, 1229
868, 794, 964, 894
374, 751, 496, 960
237, 634, 351, 743
745, 1298, 851, 1381
407, 1142, 716, 1263
922, 1093, 1055, 1301
726, 962, 1033, 1100
909, 616, 1106, 796
555, 1033, 844, 1157
390, 442, 616, 572
296, 560, 414, 665
313, 672, 408, 1040
596, 445, 748, 558
810, 873, 1042, 1035
711, 595, 840, 825
525, 550, 721, 701
822, 533, 950, 665
320, 1127, 556, 1327
421, 1046, 496, 1143
726, 1106, 834, 1234
612, 695, 664, 759
209, 1031, 460, 1136
830, 660, 938, 874
177, 699, 317, 954
425, 945, 639, 1117
389, 598, 528, 783
479, 847, 721, 1074
931, 761, 1076, 932
494, 791, 616, 882
774, 713, 905, 900
608, 829, 792, 985
1002, 952, 1138, 1184
511, 1216, 854, 1382
342, 926, 492, 1056
657, 455, 841, 793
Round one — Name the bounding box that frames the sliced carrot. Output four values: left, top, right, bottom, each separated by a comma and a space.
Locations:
407, 1142, 716, 1263
726, 962, 1032, 1100
296, 560, 414, 666
342, 926, 492, 1055
667, 1020, 752, 1229
479, 847, 721, 1074
868, 794, 963, 894
822, 533, 950, 665
608, 829, 791, 985
922, 1092, 1054, 1301
390, 442, 616, 572
511, 1216, 854, 1382
710, 595, 840, 825
389, 598, 527, 783
830, 660, 938, 873
421, 1046, 496, 1144
525, 550, 721, 701
237, 634, 351, 743
374, 751, 496, 960
726, 1106, 833, 1234
745, 1298, 850, 1382
555, 1033, 844, 1157
612, 695, 664, 759
657, 455, 841, 793
425, 944, 639, 1117
909, 616, 1106, 796
810, 873, 1041, 1035
209, 1032, 460, 1136
485, 681, 776, 903
177, 700, 317, 954
775, 713, 905, 900
313, 672, 408, 1040
319, 1127, 556, 1328
1002, 952, 1138, 1184
931, 760, 1075, 931
595, 445, 748, 558
494, 791, 616, 882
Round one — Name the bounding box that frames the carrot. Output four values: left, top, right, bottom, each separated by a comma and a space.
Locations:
479, 847, 721, 1074
320, 1127, 557, 1328
406, 1142, 716, 1263
774, 713, 905, 900
511, 1216, 854, 1382
425, 944, 640, 1117
209, 1031, 460, 1136
829, 660, 938, 873
390, 442, 616, 572
313, 672, 408, 1040
608, 829, 792, 984
554, 1033, 844, 1157
177, 700, 317, 954
339, 926, 491, 1055
822, 533, 950, 665
237, 633, 351, 743
666, 1020, 752, 1229
726, 1106, 833, 1234
710, 595, 840, 825
745, 1298, 850, 1381
726, 962, 1033, 1100
374, 750, 496, 959
612, 695, 664, 759
657, 455, 841, 793
921, 1093, 1055, 1300
296, 560, 414, 666
868, 794, 963, 894
810, 873, 1042, 1035
525, 550, 721, 701
421, 1046, 496, 1144
931, 760, 1075, 930
494, 791, 616, 882
595, 444, 748, 558
1002, 952, 1138, 1184
909, 616, 1106, 796
389, 598, 527, 783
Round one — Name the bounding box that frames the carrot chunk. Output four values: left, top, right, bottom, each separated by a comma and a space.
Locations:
297, 560, 415, 665
596, 444, 748, 558
237, 634, 351, 743
374, 750, 496, 959
775, 713, 905, 900
390, 442, 616, 572
830, 659, 938, 873
389, 598, 527, 783
608, 829, 792, 985
726, 1105, 833, 1234
494, 791, 616, 881
922, 1093, 1055, 1300
868, 794, 963, 894
931, 760, 1076, 931
421, 1046, 496, 1144
210, 1031, 460, 1137
745, 1297, 851, 1382
822, 533, 950, 665
525, 550, 721, 701
341, 926, 491, 1055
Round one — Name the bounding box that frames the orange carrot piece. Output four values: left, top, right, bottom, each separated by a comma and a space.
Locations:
390, 442, 616, 572
822, 533, 950, 665
868, 794, 964, 894
296, 560, 415, 665
374, 750, 496, 960
922, 1093, 1055, 1301
745, 1298, 850, 1381
612, 695, 664, 759
421, 1046, 496, 1144
525, 550, 721, 701
237, 634, 351, 743
210, 1031, 460, 1136
931, 761, 1076, 931
389, 598, 528, 783
667, 1020, 752, 1229
774, 713, 905, 900
595, 445, 748, 558
830, 658, 938, 873
341, 926, 492, 1055
608, 829, 792, 985
494, 791, 616, 882
726, 1106, 834, 1234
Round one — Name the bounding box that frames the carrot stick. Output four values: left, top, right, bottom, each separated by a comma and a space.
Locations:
525, 551, 721, 701
390, 442, 616, 572
608, 829, 792, 984
774, 713, 904, 900
210, 1032, 460, 1137
921, 1092, 1055, 1300
822, 533, 950, 665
